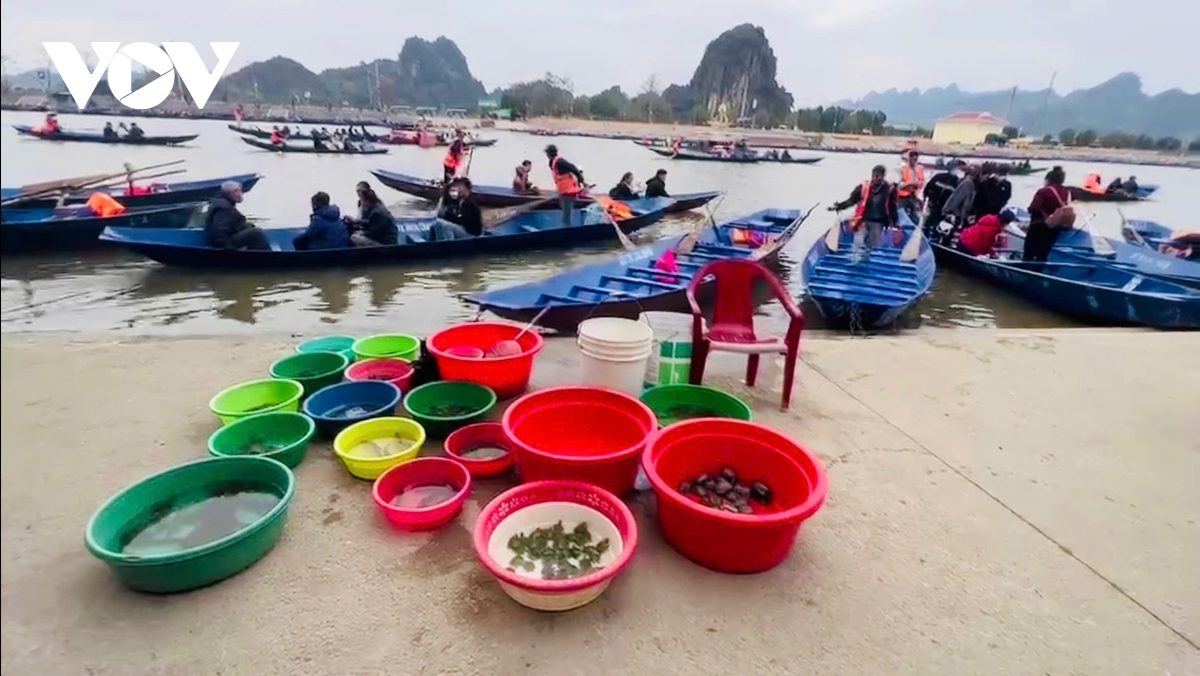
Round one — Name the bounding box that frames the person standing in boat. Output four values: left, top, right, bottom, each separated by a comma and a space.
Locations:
644, 169, 670, 198
1023, 166, 1074, 263
443, 129, 469, 184
512, 161, 540, 195
344, 182, 398, 247
205, 181, 269, 250
830, 165, 899, 249
897, 150, 926, 223
609, 173, 640, 200
431, 177, 485, 241
545, 144, 584, 226
941, 164, 978, 234
921, 159, 961, 236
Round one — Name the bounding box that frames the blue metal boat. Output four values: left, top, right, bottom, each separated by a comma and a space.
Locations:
370, 169, 721, 213
801, 222, 936, 330
2, 203, 204, 253
468, 208, 812, 332
1, 174, 262, 210
931, 242, 1199, 329
13, 125, 198, 146
98, 198, 674, 269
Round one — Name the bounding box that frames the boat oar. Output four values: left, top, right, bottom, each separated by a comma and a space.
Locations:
2, 159, 187, 205
678, 193, 726, 255
481, 196, 558, 230
750, 203, 820, 262
585, 190, 636, 251
1078, 209, 1116, 256
825, 209, 844, 252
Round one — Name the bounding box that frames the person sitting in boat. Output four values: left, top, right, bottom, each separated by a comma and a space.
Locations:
205, 181, 269, 250
1122, 176, 1139, 195
644, 169, 670, 198
431, 177, 485, 241
512, 160, 540, 195
312, 133, 329, 151
609, 172, 640, 200
344, 182, 397, 247
124, 122, 145, 140
781, 149, 793, 161
280, 126, 292, 139
103, 122, 118, 140
293, 191, 352, 250
829, 164, 899, 249
1106, 177, 1124, 194
957, 209, 1017, 257
269, 126, 286, 146
36, 113, 60, 135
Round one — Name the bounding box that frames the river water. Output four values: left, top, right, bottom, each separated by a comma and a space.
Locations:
2, 111, 1195, 336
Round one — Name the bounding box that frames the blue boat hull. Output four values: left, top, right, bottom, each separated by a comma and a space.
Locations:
469, 209, 809, 331
99, 199, 673, 269
370, 169, 720, 213
13, 125, 198, 146
2, 203, 204, 253
932, 243, 1200, 329
801, 222, 935, 330
1, 174, 262, 210
1049, 228, 1200, 289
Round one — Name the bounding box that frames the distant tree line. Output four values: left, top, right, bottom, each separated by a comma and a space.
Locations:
1057, 128, 1186, 151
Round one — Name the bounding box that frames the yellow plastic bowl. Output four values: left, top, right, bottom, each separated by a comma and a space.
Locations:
332, 417, 426, 480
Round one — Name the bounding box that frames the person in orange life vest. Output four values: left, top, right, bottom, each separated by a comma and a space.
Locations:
897, 149, 925, 223
269, 126, 285, 146
443, 129, 468, 183
671, 138, 682, 154
829, 165, 899, 248
37, 113, 60, 135
545, 144, 585, 226
1082, 173, 1103, 194
957, 209, 1017, 257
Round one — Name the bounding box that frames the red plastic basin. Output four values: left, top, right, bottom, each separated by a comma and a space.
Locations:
344, 358, 415, 392
503, 387, 657, 496
372, 457, 472, 532
444, 422, 516, 478
642, 418, 828, 573
428, 322, 544, 399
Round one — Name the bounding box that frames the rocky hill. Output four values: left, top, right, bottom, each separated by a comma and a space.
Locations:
663, 24, 793, 125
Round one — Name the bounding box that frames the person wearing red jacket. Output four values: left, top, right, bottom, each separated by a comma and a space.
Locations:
958, 210, 1017, 257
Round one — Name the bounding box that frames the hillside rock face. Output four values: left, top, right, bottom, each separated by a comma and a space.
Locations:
390, 36, 486, 108
670, 24, 793, 123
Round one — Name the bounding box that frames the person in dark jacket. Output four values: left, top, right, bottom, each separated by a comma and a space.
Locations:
293, 192, 351, 250
974, 166, 1012, 218
830, 165, 898, 248
1121, 176, 1139, 195
644, 169, 670, 198
609, 172, 639, 200
921, 160, 961, 236
432, 177, 485, 240
103, 122, 118, 139
941, 164, 978, 229
344, 182, 397, 246
123, 122, 145, 140
205, 182, 269, 250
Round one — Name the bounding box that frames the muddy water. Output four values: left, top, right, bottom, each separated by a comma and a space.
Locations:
4, 110, 1194, 335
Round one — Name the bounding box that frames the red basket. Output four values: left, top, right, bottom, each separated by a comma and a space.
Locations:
642, 418, 827, 573
372, 457, 472, 532
344, 358, 415, 392
428, 322, 544, 399
444, 422, 516, 478
502, 387, 657, 496
473, 481, 638, 594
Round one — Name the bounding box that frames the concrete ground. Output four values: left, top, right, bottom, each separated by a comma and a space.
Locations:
1, 330, 1197, 675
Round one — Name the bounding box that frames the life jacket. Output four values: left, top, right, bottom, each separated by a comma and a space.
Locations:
550, 156, 581, 195
593, 195, 633, 220
898, 165, 925, 198
1082, 174, 1103, 194
125, 185, 152, 196
851, 180, 873, 229
443, 140, 464, 170
86, 192, 126, 217
269, 130, 284, 145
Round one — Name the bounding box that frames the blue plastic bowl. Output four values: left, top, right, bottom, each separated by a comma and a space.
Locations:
302, 381, 402, 438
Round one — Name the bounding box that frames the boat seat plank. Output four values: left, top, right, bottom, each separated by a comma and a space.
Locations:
599, 275, 681, 290
627, 266, 691, 280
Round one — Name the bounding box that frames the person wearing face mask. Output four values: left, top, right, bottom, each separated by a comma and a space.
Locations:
921, 159, 961, 236
431, 177, 485, 240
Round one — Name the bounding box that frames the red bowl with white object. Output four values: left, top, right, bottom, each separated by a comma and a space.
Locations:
642, 418, 827, 573
372, 457, 472, 531
502, 386, 657, 496
443, 422, 516, 478
427, 322, 544, 398
473, 481, 638, 612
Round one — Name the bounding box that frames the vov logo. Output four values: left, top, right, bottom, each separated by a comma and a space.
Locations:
42, 42, 239, 110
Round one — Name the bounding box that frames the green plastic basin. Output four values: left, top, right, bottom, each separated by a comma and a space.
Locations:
269, 352, 349, 398
352, 334, 420, 361
207, 412, 316, 468
639, 384, 753, 427
209, 379, 304, 426
85, 456, 295, 593
403, 381, 496, 438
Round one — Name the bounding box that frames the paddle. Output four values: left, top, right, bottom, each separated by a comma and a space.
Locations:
750, 203, 820, 262
1077, 209, 1116, 256
583, 188, 636, 251
899, 206, 927, 263
824, 209, 843, 251
677, 193, 726, 255
481, 196, 558, 230
3, 159, 187, 205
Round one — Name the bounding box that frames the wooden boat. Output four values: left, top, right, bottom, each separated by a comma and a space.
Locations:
98, 198, 673, 270
229, 124, 316, 141
801, 222, 935, 329
1068, 187, 1147, 203
1122, 219, 1199, 263
13, 125, 198, 146
468, 208, 811, 331
1, 173, 262, 210
645, 147, 762, 163
240, 137, 388, 155
369, 169, 720, 213
2, 203, 203, 253
920, 160, 1045, 176
931, 242, 1199, 329
761, 154, 823, 165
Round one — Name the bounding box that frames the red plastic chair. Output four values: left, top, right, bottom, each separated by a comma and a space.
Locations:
686, 259, 805, 410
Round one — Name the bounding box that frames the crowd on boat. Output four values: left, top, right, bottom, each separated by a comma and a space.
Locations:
1086, 173, 1141, 197
266, 124, 377, 151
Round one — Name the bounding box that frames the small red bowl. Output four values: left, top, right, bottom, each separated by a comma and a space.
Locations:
345, 358, 415, 392
444, 422, 516, 478
372, 457, 472, 531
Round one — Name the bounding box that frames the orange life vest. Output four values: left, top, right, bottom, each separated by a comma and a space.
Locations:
443, 140, 464, 171
1082, 173, 1103, 194
851, 180, 873, 229
593, 195, 634, 220
550, 156, 581, 196
898, 165, 925, 198
86, 192, 126, 217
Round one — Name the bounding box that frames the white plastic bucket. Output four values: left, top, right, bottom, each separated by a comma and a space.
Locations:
639, 311, 694, 387
577, 317, 654, 397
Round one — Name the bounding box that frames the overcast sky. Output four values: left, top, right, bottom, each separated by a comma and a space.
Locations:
3, 0, 1196, 105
